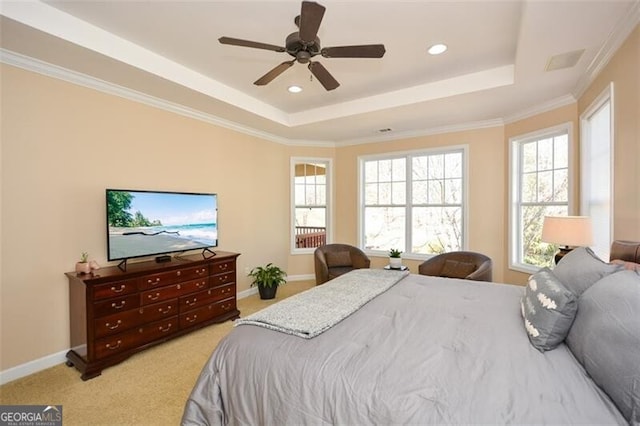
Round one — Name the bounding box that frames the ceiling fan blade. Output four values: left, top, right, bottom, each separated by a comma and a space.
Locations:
308, 61, 339, 91
321, 44, 386, 58
254, 61, 295, 86
299, 1, 326, 44
219, 36, 285, 53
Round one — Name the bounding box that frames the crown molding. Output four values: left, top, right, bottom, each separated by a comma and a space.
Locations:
0, 48, 602, 148
573, 0, 640, 99
339, 119, 505, 147
0, 48, 304, 146
503, 94, 576, 125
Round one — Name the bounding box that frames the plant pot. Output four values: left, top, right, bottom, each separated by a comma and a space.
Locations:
389, 257, 402, 269
75, 262, 91, 274
258, 284, 278, 300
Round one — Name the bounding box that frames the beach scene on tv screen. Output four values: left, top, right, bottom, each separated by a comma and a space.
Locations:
107, 191, 217, 259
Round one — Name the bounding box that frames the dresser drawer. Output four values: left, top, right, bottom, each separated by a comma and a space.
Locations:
209, 298, 236, 318
93, 294, 140, 318
179, 277, 209, 295
211, 270, 235, 287
94, 317, 177, 360
93, 278, 138, 301
179, 297, 236, 328
139, 266, 209, 290
94, 300, 177, 339
139, 300, 178, 323
179, 285, 233, 311
211, 259, 235, 275
141, 284, 184, 306
209, 283, 235, 301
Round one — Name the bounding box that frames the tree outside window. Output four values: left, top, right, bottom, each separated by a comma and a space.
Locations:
511, 125, 571, 270
361, 148, 465, 256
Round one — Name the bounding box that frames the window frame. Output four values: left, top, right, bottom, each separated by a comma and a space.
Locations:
290, 157, 333, 254
508, 122, 575, 273
358, 145, 469, 260
580, 82, 614, 260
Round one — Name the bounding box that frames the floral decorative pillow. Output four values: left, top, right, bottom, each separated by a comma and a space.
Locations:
521, 268, 578, 352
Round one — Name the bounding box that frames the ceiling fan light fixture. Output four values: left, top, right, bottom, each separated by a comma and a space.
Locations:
288, 85, 303, 93
428, 43, 448, 55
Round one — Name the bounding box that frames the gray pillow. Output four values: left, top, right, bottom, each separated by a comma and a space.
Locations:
520, 267, 577, 352
553, 247, 623, 297
565, 270, 640, 423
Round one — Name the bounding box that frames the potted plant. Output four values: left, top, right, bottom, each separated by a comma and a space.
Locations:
76, 252, 91, 274
389, 248, 403, 269
248, 263, 287, 300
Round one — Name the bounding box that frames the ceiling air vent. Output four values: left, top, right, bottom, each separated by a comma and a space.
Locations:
545, 49, 585, 71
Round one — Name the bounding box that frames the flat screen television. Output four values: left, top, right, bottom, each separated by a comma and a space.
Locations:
106, 189, 218, 263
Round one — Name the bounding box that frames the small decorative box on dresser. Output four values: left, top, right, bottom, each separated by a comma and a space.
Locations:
65, 251, 240, 380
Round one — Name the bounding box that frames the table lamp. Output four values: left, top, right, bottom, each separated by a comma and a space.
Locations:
541, 216, 593, 264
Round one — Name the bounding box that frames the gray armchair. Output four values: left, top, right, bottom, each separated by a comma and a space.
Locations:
314, 244, 371, 285
418, 251, 492, 282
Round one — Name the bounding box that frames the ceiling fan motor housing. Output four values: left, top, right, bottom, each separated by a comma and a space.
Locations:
286, 32, 320, 63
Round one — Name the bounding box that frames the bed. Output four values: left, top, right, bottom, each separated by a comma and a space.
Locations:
182, 241, 640, 425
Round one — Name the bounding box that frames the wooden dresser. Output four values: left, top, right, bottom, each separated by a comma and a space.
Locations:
65, 251, 240, 380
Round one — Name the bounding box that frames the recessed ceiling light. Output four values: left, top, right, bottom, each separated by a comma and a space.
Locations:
428, 43, 448, 55
288, 85, 303, 93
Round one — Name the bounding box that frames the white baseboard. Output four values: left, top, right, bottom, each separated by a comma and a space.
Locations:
0, 349, 68, 385
236, 286, 258, 299
1, 275, 316, 385
287, 274, 315, 282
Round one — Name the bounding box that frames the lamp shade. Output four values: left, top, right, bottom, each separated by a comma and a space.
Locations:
541, 216, 593, 247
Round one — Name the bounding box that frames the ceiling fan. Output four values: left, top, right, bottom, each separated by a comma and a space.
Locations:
218, 1, 386, 91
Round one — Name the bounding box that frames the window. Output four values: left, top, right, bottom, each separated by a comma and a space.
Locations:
510, 123, 572, 271
581, 84, 613, 260
360, 147, 467, 256
291, 158, 331, 252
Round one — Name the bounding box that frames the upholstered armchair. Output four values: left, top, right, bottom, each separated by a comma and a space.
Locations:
314, 244, 371, 285
418, 251, 492, 282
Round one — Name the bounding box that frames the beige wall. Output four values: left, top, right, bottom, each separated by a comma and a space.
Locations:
335, 127, 506, 281
1, 24, 638, 374
578, 24, 640, 240
502, 104, 579, 285
0, 64, 292, 370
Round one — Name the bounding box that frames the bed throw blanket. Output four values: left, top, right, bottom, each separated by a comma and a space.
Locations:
235, 268, 409, 338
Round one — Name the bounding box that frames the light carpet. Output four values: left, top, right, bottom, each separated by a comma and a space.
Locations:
0, 280, 315, 425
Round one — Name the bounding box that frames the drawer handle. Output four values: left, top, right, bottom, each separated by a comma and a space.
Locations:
186, 315, 198, 323
106, 320, 122, 330
196, 281, 206, 288
218, 263, 227, 270
111, 301, 126, 310
158, 306, 172, 314
222, 303, 232, 311
177, 271, 181, 276
148, 278, 161, 285
111, 284, 125, 293
186, 298, 197, 306
159, 324, 172, 333
106, 340, 122, 350
148, 293, 160, 301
